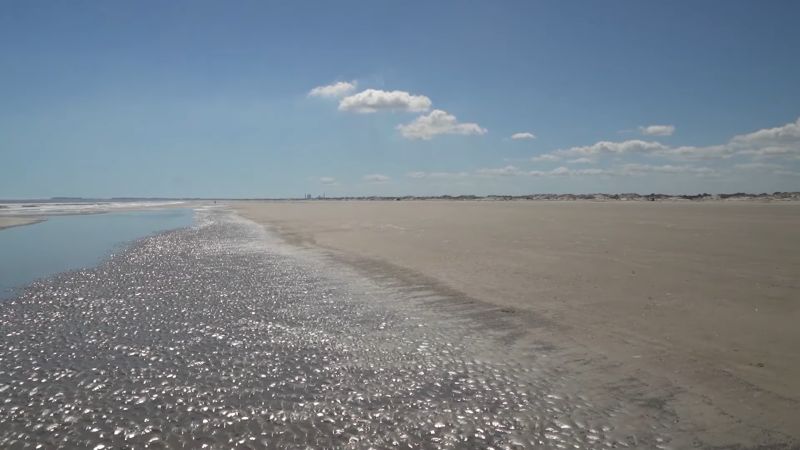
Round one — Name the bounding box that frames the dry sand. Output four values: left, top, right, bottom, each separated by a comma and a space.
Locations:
235, 200, 800, 444
0, 216, 44, 230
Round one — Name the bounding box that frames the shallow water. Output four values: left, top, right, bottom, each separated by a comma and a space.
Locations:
0, 208, 193, 299
0, 209, 675, 449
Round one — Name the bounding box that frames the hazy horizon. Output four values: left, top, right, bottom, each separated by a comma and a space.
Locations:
2, 1, 799, 198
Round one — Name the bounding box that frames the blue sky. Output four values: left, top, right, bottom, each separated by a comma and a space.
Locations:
1, 1, 799, 198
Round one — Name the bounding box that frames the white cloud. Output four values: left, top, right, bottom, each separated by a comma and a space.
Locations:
397, 109, 487, 140
730, 117, 800, 159
363, 174, 390, 183
473, 164, 715, 179
308, 81, 357, 98
554, 140, 669, 158
531, 154, 560, 162
731, 117, 800, 147
319, 177, 338, 185
661, 118, 800, 161
338, 89, 432, 113
511, 132, 536, 140
535, 119, 799, 163
567, 157, 595, 165
639, 124, 676, 136
475, 165, 609, 178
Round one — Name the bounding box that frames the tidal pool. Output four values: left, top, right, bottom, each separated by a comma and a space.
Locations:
0, 208, 193, 299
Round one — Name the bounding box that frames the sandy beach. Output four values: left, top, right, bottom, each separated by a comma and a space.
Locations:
0, 216, 44, 230
0, 208, 686, 448
235, 200, 800, 445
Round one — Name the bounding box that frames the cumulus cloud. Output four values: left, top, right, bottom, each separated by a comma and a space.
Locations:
319, 177, 338, 185
363, 174, 390, 183
397, 109, 487, 140
639, 124, 676, 136
308, 81, 357, 98
338, 89, 432, 113
511, 132, 536, 140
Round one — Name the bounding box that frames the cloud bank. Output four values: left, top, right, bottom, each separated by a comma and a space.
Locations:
530, 118, 800, 163
471, 164, 718, 178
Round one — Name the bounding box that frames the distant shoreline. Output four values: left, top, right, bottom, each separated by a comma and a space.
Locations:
2, 192, 799, 203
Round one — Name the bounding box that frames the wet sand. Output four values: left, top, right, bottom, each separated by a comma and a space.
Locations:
0, 209, 682, 448
0, 216, 44, 230
235, 200, 800, 446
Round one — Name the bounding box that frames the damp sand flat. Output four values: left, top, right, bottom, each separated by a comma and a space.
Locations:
0, 216, 43, 230
0, 209, 692, 449
234, 200, 800, 445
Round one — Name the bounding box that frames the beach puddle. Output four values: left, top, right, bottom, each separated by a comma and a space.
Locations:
0, 208, 194, 299
0, 209, 674, 448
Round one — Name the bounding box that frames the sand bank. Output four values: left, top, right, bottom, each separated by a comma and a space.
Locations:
0, 216, 44, 230
235, 200, 800, 443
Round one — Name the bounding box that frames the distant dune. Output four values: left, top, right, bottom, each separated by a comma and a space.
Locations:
242, 192, 800, 202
